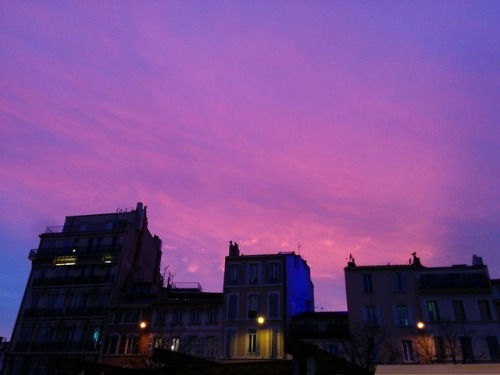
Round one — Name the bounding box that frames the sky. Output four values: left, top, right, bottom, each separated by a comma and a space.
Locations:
1, 1, 500, 339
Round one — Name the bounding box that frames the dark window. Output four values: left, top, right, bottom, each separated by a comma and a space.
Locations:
452, 300, 466, 321
478, 299, 493, 321
460, 336, 474, 363
486, 336, 500, 361
363, 274, 373, 292
248, 294, 260, 319
427, 301, 440, 321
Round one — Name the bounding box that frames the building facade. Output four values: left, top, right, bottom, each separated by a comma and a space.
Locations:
5, 203, 163, 375
344, 253, 500, 369
221, 242, 314, 361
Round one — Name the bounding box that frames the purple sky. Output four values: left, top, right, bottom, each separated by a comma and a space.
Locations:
1, 1, 500, 339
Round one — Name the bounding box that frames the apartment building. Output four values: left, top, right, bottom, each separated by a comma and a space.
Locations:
5, 203, 163, 375
344, 253, 500, 368
148, 282, 223, 361
221, 242, 314, 361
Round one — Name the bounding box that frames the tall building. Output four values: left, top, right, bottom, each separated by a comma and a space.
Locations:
220, 242, 314, 360
344, 253, 500, 370
5, 203, 162, 375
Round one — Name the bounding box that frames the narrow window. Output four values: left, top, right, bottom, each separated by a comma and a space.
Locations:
363, 274, 373, 292
434, 336, 446, 362
452, 300, 466, 321
249, 263, 259, 284
229, 264, 241, 285
396, 305, 409, 326
268, 293, 279, 318
427, 301, 440, 321
478, 299, 493, 321
248, 294, 260, 319
402, 340, 416, 362
486, 336, 500, 361
268, 262, 280, 283
364, 305, 379, 325
393, 272, 404, 291
248, 329, 258, 354
190, 309, 200, 324
460, 336, 474, 363
227, 294, 238, 320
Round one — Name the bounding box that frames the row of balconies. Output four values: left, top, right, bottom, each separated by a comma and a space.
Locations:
23, 307, 108, 318
29, 245, 122, 259
31, 275, 115, 287
14, 340, 100, 352
418, 272, 491, 292
45, 221, 127, 234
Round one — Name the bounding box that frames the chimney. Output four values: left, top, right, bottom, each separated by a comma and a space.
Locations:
472, 254, 484, 266
229, 241, 240, 257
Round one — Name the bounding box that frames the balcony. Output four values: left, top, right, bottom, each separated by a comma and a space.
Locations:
24, 307, 108, 319
28, 245, 121, 260
15, 341, 100, 353
32, 274, 115, 287
418, 272, 491, 293
45, 221, 128, 234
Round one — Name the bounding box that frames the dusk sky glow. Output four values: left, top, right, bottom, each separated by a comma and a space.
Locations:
1, 2, 500, 339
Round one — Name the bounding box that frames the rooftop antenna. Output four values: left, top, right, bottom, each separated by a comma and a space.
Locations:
298, 242, 301, 255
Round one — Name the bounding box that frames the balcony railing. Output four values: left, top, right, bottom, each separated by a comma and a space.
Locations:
28, 245, 121, 260
32, 274, 115, 287
45, 221, 128, 234
15, 341, 100, 352
23, 306, 108, 319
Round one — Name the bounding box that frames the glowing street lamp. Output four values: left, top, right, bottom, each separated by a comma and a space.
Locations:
139, 321, 147, 329
257, 316, 265, 325
417, 321, 425, 330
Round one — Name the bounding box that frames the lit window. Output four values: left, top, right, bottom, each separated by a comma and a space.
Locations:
248, 329, 258, 354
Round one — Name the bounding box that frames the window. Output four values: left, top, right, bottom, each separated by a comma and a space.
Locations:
125, 334, 140, 354
153, 337, 164, 349
427, 301, 440, 321
270, 328, 279, 358
173, 309, 183, 324
227, 294, 238, 320
105, 334, 120, 354
207, 308, 218, 323
225, 329, 236, 357
268, 262, 280, 283
124, 310, 140, 323
247, 329, 258, 354
393, 272, 405, 291
478, 299, 493, 321
364, 305, 379, 325
190, 309, 200, 324
170, 337, 180, 351
363, 274, 373, 292
486, 336, 500, 361
92, 327, 100, 349
248, 294, 260, 319
402, 340, 416, 362
434, 336, 446, 361
395, 305, 410, 326
229, 264, 241, 285
452, 300, 466, 321
249, 263, 259, 284
206, 336, 215, 357
156, 310, 167, 324
268, 293, 279, 318
460, 336, 474, 363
